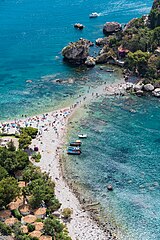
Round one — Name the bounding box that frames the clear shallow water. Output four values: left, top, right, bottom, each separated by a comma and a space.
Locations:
0, 0, 152, 119
65, 95, 160, 240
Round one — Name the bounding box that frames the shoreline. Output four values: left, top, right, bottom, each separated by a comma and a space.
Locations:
0, 79, 126, 240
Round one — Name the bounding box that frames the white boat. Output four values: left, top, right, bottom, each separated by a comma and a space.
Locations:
89, 12, 99, 18
78, 134, 87, 138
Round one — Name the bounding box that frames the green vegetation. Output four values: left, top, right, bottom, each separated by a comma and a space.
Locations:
32, 152, 41, 162
0, 147, 29, 173
18, 127, 38, 149
100, 1, 160, 81
126, 50, 150, 76
19, 133, 32, 149
0, 128, 71, 240
0, 177, 20, 208
27, 172, 60, 210
44, 217, 71, 240
27, 224, 35, 232
0, 222, 12, 235
61, 208, 73, 219
7, 139, 16, 151
12, 209, 22, 220
0, 165, 8, 180
21, 127, 38, 139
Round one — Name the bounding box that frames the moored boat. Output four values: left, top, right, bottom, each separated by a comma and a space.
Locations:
89, 12, 99, 18
106, 69, 115, 72
78, 134, 87, 138
68, 146, 81, 151
70, 140, 82, 146
67, 149, 81, 155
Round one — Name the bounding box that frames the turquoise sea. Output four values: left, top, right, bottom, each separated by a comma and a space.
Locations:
1, 0, 159, 239
0, 0, 152, 119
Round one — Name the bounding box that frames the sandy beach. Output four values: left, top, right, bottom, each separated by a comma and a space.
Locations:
0, 80, 130, 240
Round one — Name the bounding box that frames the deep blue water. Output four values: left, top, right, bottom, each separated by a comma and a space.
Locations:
0, 0, 152, 119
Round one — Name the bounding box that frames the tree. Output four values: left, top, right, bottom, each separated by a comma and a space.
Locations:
44, 217, 64, 237
0, 166, 8, 180
56, 232, 72, 240
16, 150, 29, 170
0, 222, 12, 235
149, 9, 160, 29
0, 147, 17, 173
126, 50, 150, 76
19, 133, 32, 149
0, 177, 20, 208
23, 165, 42, 182
0, 147, 29, 173
7, 139, 16, 151
21, 127, 38, 139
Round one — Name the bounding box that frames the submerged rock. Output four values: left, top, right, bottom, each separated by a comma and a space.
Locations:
103, 22, 122, 35
62, 38, 93, 65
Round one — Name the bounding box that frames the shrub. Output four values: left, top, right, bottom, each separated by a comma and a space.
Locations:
0, 221, 12, 235
7, 139, 16, 151
61, 208, 73, 219
56, 232, 72, 240
12, 209, 22, 220
32, 152, 41, 162
44, 217, 64, 236
0, 166, 8, 180
27, 224, 35, 232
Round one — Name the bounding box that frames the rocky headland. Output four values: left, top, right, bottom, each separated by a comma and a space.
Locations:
62, 0, 160, 97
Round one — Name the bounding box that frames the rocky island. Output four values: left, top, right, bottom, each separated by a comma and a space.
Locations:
62, 0, 160, 96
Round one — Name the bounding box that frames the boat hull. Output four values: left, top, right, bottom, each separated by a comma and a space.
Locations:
70, 142, 81, 146
78, 134, 87, 138
67, 150, 81, 155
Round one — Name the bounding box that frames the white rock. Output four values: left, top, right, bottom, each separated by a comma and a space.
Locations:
153, 88, 160, 97
144, 83, 154, 91
136, 90, 144, 96
134, 84, 144, 91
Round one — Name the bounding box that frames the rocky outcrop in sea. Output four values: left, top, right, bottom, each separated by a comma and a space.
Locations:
103, 22, 122, 35
61, 38, 93, 65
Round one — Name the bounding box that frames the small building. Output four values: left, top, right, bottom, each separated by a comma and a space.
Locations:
29, 230, 42, 238
21, 215, 37, 225
33, 222, 44, 231
19, 204, 31, 216
118, 46, 129, 58
5, 217, 18, 226
33, 208, 46, 219
0, 210, 11, 221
